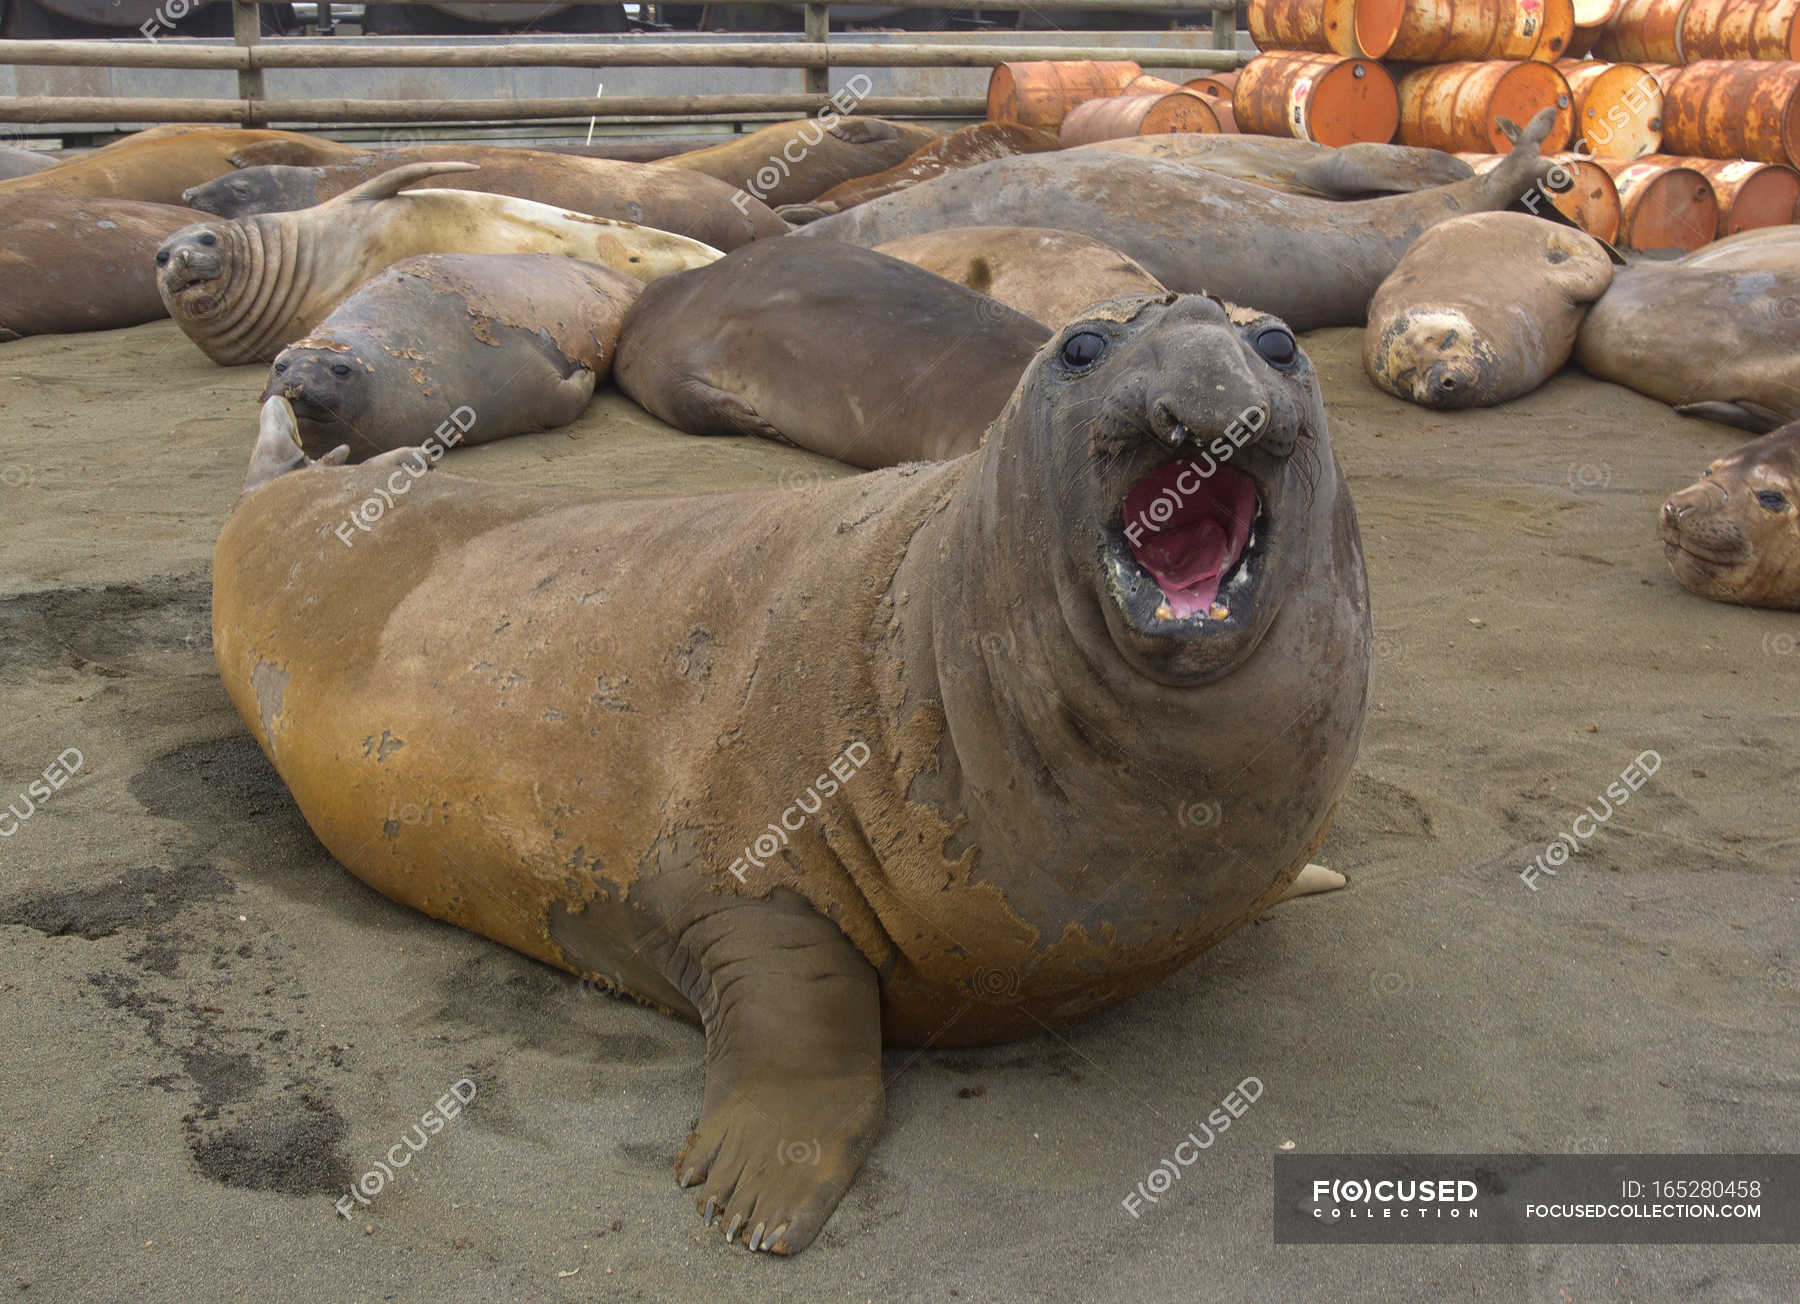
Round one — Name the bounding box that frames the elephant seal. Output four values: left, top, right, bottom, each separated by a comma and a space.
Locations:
613, 239, 1048, 467
0, 128, 357, 205
1677, 225, 1800, 274
0, 143, 55, 180
872, 227, 1165, 329
797, 107, 1562, 330
1659, 423, 1800, 609
157, 162, 721, 367
212, 292, 1370, 1254
657, 116, 939, 207
0, 196, 200, 341
779, 123, 1060, 222
1574, 263, 1800, 430
1070, 134, 1475, 199
264, 254, 641, 461
182, 146, 786, 249
1365, 212, 1614, 409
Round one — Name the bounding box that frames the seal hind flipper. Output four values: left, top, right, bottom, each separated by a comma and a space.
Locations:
673, 378, 791, 444
828, 118, 898, 146
333, 161, 483, 206
1675, 400, 1790, 435
246, 396, 430, 494
673, 890, 884, 1255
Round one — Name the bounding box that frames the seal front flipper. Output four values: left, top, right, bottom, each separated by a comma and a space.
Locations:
1676, 400, 1789, 435
672, 889, 883, 1255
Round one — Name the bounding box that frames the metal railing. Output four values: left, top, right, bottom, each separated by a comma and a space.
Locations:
0, 1, 1248, 127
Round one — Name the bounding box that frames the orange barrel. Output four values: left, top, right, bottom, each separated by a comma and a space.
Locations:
1597, 156, 1721, 249
1459, 149, 1623, 239
1683, 156, 1800, 233
1233, 51, 1400, 144
1657, 60, 1800, 166
987, 61, 1143, 130
1058, 91, 1225, 145
1595, 0, 1688, 64
1567, 24, 1606, 55
1573, 0, 1621, 23
1556, 59, 1663, 156
1395, 60, 1575, 154
1383, 0, 1575, 63
1122, 74, 1185, 95
1678, 0, 1800, 61
1247, 0, 1407, 58
1184, 70, 1240, 99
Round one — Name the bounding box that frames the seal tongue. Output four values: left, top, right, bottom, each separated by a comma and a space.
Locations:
1123, 461, 1257, 617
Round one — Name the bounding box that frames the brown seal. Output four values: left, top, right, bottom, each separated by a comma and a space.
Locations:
1660, 422, 1800, 609
157, 162, 721, 366
796, 107, 1563, 330
873, 226, 1165, 329
1365, 212, 1614, 409
1071, 134, 1475, 198
656, 115, 939, 208
0, 195, 200, 340
264, 253, 641, 461
0, 143, 56, 181
0, 127, 359, 205
182, 145, 787, 249
212, 292, 1370, 1254
779, 123, 1060, 222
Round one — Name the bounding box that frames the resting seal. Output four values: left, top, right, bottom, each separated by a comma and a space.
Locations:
796, 108, 1561, 329
0, 196, 199, 341
158, 162, 721, 367
1365, 212, 1614, 409
1070, 134, 1474, 199
182, 146, 786, 250
779, 123, 1060, 222
613, 239, 1048, 467
212, 294, 1370, 1254
1574, 262, 1800, 430
1660, 423, 1800, 609
264, 254, 641, 461
0, 127, 357, 205
0, 143, 56, 181
656, 116, 939, 207
873, 227, 1165, 329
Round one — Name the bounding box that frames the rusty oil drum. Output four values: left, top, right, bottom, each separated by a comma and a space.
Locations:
1459, 149, 1624, 240
1682, 155, 1800, 233
1595, 0, 1688, 64
1233, 51, 1401, 145
1059, 90, 1225, 145
1396, 59, 1575, 154
987, 60, 1144, 131
1556, 59, 1664, 156
1383, 0, 1576, 63
1246, 0, 1408, 57
1654, 60, 1800, 166
1677, 0, 1800, 61
1597, 156, 1721, 249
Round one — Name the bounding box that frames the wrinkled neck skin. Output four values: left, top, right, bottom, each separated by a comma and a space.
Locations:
890, 387, 1372, 955
173, 218, 336, 366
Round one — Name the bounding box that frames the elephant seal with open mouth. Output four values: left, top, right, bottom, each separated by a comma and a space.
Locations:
157, 162, 721, 366
1660, 422, 1800, 609
211, 293, 1370, 1255
795, 107, 1561, 330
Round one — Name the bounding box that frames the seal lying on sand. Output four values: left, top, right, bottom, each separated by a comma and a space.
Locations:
1365, 212, 1614, 409
1675, 225, 1800, 274
1660, 422, 1800, 609
778, 123, 1060, 222
1071, 134, 1474, 199
655, 116, 939, 207
0, 127, 357, 204
0, 196, 199, 340
613, 239, 1048, 466
1574, 261, 1800, 432
0, 143, 55, 180
213, 292, 1370, 1254
182, 147, 786, 249
264, 254, 641, 461
873, 227, 1165, 329
796, 108, 1560, 330
158, 162, 721, 366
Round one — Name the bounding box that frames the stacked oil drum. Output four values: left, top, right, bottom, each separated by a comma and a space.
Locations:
985, 0, 1800, 252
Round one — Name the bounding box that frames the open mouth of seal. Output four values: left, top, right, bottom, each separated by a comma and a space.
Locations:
1105, 459, 1264, 630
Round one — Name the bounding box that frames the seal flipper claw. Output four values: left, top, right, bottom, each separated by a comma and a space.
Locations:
672, 890, 883, 1257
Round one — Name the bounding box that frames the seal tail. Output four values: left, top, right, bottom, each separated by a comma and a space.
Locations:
330, 161, 483, 206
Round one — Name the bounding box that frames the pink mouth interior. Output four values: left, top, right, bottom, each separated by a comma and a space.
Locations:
1123, 461, 1257, 618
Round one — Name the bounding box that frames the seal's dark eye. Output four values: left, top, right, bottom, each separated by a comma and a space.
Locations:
1253, 327, 1298, 370
273, 361, 287, 374
155, 250, 169, 266
331, 363, 351, 378
198, 233, 218, 247
1060, 330, 1107, 369
1756, 489, 1790, 511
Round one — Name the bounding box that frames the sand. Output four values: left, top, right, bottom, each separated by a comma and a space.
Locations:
0, 319, 1795, 1302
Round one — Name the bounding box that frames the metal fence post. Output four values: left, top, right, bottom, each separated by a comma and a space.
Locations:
1210, 3, 1238, 52
234, 0, 265, 124
804, 3, 829, 98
